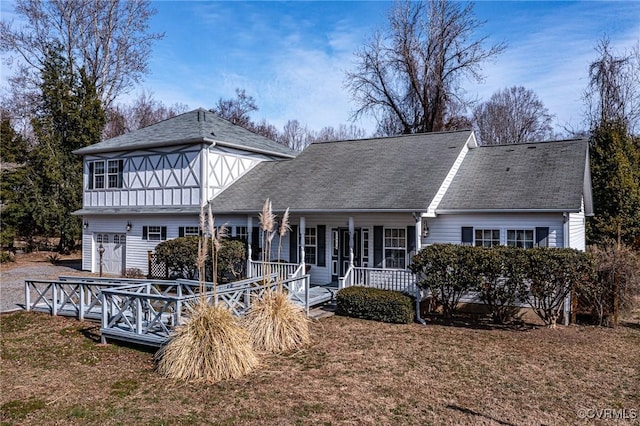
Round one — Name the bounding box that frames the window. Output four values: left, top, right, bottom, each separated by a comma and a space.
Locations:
474, 229, 500, 247
235, 226, 248, 241
107, 160, 123, 188
304, 227, 317, 264
89, 160, 123, 189
384, 228, 406, 269
183, 226, 200, 237
507, 229, 534, 248
143, 226, 167, 241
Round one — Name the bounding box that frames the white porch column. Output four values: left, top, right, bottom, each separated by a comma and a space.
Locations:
415, 216, 422, 253
247, 216, 253, 278
348, 216, 355, 268
299, 216, 306, 270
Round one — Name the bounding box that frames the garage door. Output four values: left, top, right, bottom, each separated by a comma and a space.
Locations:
95, 233, 126, 275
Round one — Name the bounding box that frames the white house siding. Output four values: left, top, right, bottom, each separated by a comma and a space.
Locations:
423, 213, 565, 248
82, 214, 251, 275
206, 146, 282, 201
83, 145, 203, 208
568, 198, 586, 251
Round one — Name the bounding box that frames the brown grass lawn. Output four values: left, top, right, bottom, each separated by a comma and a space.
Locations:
1, 311, 639, 426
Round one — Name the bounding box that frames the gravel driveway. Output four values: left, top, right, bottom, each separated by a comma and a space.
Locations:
0, 261, 87, 313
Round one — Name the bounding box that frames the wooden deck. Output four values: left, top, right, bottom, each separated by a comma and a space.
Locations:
24, 274, 333, 348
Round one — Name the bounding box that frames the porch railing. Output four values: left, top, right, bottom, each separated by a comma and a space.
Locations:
338, 266, 418, 294
248, 260, 299, 281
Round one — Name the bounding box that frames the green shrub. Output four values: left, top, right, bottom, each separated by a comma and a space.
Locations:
410, 244, 482, 317
336, 286, 414, 324
475, 246, 528, 324
523, 247, 593, 327
0, 250, 14, 263
154, 236, 247, 282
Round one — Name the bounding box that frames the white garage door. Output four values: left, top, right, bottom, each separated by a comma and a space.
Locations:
95, 233, 126, 275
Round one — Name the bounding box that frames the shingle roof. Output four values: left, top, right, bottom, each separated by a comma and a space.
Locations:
209, 130, 473, 213
73, 108, 296, 157
437, 139, 588, 212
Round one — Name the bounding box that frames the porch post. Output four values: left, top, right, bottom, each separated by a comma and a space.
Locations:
247, 216, 253, 278
415, 216, 422, 253
348, 216, 354, 268
299, 217, 306, 271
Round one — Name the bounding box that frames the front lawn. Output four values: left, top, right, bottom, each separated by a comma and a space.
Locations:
1, 311, 638, 425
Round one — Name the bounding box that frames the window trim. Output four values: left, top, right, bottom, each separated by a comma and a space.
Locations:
304, 227, 317, 265
88, 159, 123, 190
474, 228, 501, 247
383, 227, 407, 269
506, 228, 535, 248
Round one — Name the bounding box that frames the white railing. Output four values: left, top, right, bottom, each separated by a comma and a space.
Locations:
249, 260, 299, 281
339, 267, 418, 294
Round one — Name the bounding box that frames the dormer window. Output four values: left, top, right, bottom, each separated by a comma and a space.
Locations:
89, 160, 123, 189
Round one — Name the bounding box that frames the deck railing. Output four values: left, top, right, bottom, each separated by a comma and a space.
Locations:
99, 273, 310, 346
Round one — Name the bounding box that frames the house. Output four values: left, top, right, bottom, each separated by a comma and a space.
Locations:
73, 108, 592, 285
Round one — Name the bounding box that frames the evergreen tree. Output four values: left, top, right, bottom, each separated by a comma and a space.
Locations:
587, 120, 640, 248
26, 45, 105, 252
0, 112, 29, 163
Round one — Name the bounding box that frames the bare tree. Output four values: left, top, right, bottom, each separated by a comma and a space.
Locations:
346, 0, 505, 135
1, 0, 164, 115
313, 124, 368, 142
584, 37, 640, 132
278, 119, 310, 152
473, 86, 554, 145
103, 91, 189, 138
211, 89, 258, 128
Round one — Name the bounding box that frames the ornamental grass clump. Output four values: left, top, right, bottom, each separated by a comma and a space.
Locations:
243, 199, 310, 353
155, 302, 258, 383
155, 205, 257, 383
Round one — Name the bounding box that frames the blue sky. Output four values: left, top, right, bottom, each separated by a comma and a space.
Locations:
2, 1, 639, 135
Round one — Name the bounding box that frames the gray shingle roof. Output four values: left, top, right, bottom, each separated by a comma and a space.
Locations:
210, 130, 473, 213
73, 108, 296, 157
437, 139, 588, 212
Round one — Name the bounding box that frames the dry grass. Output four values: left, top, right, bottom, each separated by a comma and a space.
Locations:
242, 290, 311, 353
154, 303, 258, 383
1, 310, 639, 425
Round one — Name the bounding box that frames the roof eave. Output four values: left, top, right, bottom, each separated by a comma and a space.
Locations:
73, 137, 214, 155
209, 208, 426, 215
435, 208, 582, 215
213, 139, 296, 159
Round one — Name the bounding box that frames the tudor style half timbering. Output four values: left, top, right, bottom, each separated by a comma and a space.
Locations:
73, 108, 295, 274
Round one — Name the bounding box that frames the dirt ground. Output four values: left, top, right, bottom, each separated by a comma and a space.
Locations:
0, 251, 92, 313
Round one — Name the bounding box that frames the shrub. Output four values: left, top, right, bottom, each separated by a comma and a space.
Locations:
154, 237, 200, 280
523, 247, 593, 327
0, 251, 15, 263
336, 286, 414, 324
578, 243, 640, 325
154, 237, 247, 282
47, 253, 61, 265
123, 268, 145, 279
410, 244, 482, 317
475, 246, 528, 324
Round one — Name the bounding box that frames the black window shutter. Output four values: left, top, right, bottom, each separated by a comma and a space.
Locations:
373, 226, 383, 267
161, 227, 167, 240
251, 226, 260, 260
536, 227, 549, 247
178, 227, 184, 238
142, 226, 148, 240
317, 225, 326, 267
118, 159, 124, 188
88, 162, 94, 189
407, 226, 416, 254
461, 227, 473, 245
289, 225, 298, 264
